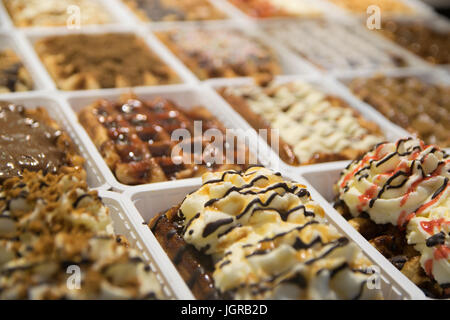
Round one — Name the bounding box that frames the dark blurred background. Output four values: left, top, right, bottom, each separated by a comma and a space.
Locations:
423, 0, 450, 17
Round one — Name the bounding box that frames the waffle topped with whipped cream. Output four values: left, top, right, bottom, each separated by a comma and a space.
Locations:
335, 138, 449, 298
220, 81, 384, 166
151, 167, 383, 299
0, 170, 164, 299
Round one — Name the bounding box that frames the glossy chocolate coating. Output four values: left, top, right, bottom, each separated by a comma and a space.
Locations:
0, 102, 65, 181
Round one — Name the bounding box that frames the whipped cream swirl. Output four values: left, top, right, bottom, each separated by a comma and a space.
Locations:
336, 138, 449, 286
179, 166, 382, 299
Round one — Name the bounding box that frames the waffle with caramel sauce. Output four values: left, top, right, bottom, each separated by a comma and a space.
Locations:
78, 93, 252, 185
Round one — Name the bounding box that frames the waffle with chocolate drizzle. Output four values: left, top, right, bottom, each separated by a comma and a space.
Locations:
150, 166, 383, 300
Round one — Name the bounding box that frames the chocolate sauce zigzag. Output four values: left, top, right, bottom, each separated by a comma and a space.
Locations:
170, 167, 383, 299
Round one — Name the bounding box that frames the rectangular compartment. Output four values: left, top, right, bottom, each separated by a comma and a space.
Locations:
336, 68, 450, 148
0, 92, 109, 189
367, 15, 450, 69
300, 163, 434, 300
258, 17, 429, 76
148, 20, 319, 81
21, 24, 195, 92
127, 171, 423, 299
206, 74, 409, 177
62, 84, 274, 193
0, 0, 127, 30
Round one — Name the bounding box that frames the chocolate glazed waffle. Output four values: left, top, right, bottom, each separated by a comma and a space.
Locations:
0, 101, 84, 182
79, 93, 251, 185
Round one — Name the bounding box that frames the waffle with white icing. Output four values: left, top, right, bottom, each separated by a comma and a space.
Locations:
220, 81, 384, 166
263, 19, 407, 72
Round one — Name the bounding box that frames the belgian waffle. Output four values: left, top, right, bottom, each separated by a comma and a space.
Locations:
349, 75, 450, 147
327, 0, 413, 15
156, 29, 281, 80
263, 19, 407, 71
3, 0, 111, 27
0, 49, 33, 93
122, 0, 226, 22
379, 20, 450, 65
334, 139, 450, 299
228, 0, 322, 18
35, 33, 180, 91
150, 166, 384, 300
78, 93, 251, 185
219, 81, 384, 166
0, 170, 164, 299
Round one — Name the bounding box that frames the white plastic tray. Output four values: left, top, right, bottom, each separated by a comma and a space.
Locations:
126, 171, 421, 299
97, 190, 189, 299
0, 0, 448, 301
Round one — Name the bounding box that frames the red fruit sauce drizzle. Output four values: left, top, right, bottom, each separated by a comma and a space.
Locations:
420, 218, 450, 235
340, 140, 450, 282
